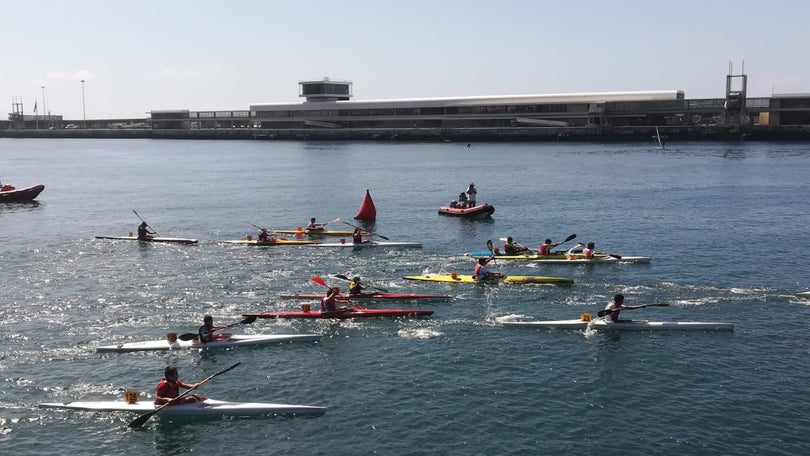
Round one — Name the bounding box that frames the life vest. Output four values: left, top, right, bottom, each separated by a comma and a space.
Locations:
539, 244, 550, 255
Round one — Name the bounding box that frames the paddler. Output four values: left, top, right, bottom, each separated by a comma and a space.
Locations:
197, 315, 232, 344
154, 366, 205, 405
539, 238, 562, 255
321, 287, 341, 311
473, 257, 500, 281
503, 237, 529, 255
306, 217, 325, 232
352, 227, 370, 244
465, 183, 477, 207
601, 293, 646, 322
349, 276, 369, 295
258, 228, 271, 242
137, 221, 155, 240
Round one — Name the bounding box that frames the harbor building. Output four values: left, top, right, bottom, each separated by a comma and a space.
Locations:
4, 71, 810, 141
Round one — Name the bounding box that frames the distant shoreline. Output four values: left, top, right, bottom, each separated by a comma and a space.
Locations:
2, 125, 809, 142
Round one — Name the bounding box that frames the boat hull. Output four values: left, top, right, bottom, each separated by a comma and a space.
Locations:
281, 292, 453, 301
222, 239, 319, 245
438, 203, 494, 219
498, 318, 733, 331
95, 235, 198, 244
274, 229, 354, 237
244, 307, 433, 319
39, 398, 326, 417
402, 274, 573, 285
466, 251, 650, 263
0, 184, 45, 202
96, 334, 322, 352
308, 241, 422, 248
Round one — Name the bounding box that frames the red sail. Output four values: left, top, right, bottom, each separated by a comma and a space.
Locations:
354, 189, 377, 220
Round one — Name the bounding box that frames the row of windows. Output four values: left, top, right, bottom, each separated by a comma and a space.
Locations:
254, 104, 571, 119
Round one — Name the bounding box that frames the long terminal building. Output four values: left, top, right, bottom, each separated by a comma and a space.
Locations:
4, 71, 810, 141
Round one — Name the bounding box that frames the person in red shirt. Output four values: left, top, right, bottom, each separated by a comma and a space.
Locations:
154, 366, 205, 405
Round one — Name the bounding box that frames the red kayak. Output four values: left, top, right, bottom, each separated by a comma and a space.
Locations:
280, 291, 453, 301
244, 306, 433, 319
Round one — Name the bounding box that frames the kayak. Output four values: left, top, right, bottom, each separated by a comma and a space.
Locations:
402, 274, 574, 285
497, 316, 733, 331
438, 203, 494, 219
308, 241, 422, 249
0, 183, 45, 202
280, 291, 453, 301
96, 334, 322, 352
39, 398, 326, 417
221, 239, 319, 246
796, 291, 810, 298
274, 229, 354, 237
465, 251, 649, 263
244, 306, 433, 319
95, 235, 198, 245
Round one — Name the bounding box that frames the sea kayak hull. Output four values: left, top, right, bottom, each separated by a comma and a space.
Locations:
402, 274, 574, 285
281, 292, 453, 301
39, 398, 326, 417
95, 235, 198, 244
438, 203, 494, 219
796, 291, 810, 298
0, 183, 45, 202
308, 241, 422, 248
274, 229, 354, 237
96, 334, 322, 352
497, 317, 733, 331
221, 239, 319, 245
466, 251, 650, 263
244, 308, 433, 319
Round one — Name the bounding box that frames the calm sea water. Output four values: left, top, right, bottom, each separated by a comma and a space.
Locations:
1, 138, 810, 455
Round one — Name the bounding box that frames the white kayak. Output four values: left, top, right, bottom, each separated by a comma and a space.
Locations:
96, 334, 321, 352
39, 398, 326, 417
528, 255, 651, 264
496, 316, 734, 331
796, 291, 810, 298
308, 241, 422, 249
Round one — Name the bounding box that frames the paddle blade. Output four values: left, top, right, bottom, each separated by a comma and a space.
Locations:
486, 240, 494, 253
241, 315, 257, 324
334, 274, 350, 281
311, 276, 327, 287
563, 234, 577, 243
128, 409, 158, 428
178, 333, 198, 341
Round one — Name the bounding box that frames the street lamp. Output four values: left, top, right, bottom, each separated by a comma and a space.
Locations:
81, 79, 86, 128
41, 86, 46, 129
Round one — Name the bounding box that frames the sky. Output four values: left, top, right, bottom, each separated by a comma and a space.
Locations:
2, 0, 809, 120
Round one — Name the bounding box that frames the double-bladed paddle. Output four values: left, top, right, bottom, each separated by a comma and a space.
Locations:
596, 303, 669, 318
127, 362, 241, 428
311, 276, 359, 310
177, 316, 258, 341
333, 274, 389, 293
341, 221, 389, 240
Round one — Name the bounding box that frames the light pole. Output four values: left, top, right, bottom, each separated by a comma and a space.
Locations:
41, 86, 47, 129
81, 79, 86, 128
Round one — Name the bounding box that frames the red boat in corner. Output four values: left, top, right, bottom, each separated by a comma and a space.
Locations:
438, 203, 494, 219
0, 183, 45, 202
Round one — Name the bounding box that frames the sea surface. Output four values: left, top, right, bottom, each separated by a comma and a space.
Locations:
1, 138, 809, 455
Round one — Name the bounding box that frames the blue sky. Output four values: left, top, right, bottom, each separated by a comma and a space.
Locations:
2, 0, 808, 119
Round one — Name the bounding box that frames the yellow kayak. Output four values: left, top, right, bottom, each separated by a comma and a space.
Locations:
403, 273, 573, 285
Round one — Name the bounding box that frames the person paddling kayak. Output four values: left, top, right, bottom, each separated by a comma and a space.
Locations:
349, 276, 369, 295
197, 315, 232, 343
154, 366, 205, 405
601, 293, 648, 322
473, 257, 501, 281
137, 221, 155, 240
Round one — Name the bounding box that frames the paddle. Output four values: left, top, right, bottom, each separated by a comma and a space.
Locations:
133, 210, 158, 236
597, 303, 669, 318
177, 316, 258, 341
333, 273, 389, 293
127, 362, 241, 428
341, 221, 389, 240
315, 218, 341, 228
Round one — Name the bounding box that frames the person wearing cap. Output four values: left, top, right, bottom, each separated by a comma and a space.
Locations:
154, 366, 205, 405
321, 287, 341, 311
457, 192, 468, 208
473, 257, 500, 281
258, 228, 270, 241
465, 183, 477, 207
349, 276, 369, 295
